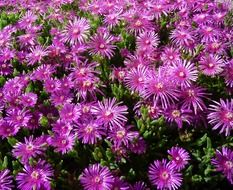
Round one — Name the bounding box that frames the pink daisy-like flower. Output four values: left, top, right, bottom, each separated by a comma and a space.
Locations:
26, 45, 48, 65
124, 65, 149, 93
168, 146, 190, 171
180, 85, 209, 114
16, 160, 53, 190
161, 46, 181, 66
91, 98, 128, 128
142, 68, 179, 108
148, 159, 182, 190
0, 120, 20, 139
199, 54, 225, 76
136, 31, 159, 52
223, 59, 233, 87
48, 132, 76, 154
59, 103, 81, 123
18, 11, 37, 29
170, 28, 195, 50
211, 147, 233, 184
20, 92, 38, 107
103, 9, 122, 28
76, 119, 106, 144
62, 17, 90, 45
171, 60, 198, 87
164, 105, 192, 128
6, 108, 31, 128
108, 125, 139, 148
89, 31, 116, 59
208, 99, 233, 136
111, 177, 129, 190
80, 164, 114, 190
0, 169, 13, 190
12, 135, 47, 163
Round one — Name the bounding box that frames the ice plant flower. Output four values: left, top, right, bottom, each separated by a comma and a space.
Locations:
80, 164, 114, 190
180, 85, 209, 114
168, 146, 190, 171
88, 31, 116, 59
208, 99, 233, 136
199, 54, 225, 76
12, 135, 47, 163
171, 60, 198, 87
91, 98, 128, 128
76, 119, 106, 144
211, 147, 233, 184
148, 159, 182, 190
62, 17, 90, 45
16, 160, 53, 190
0, 169, 13, 190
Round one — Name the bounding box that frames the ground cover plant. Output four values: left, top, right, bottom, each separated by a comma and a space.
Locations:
0, 0, 233, 189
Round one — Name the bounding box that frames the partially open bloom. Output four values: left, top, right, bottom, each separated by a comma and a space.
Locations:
130, 181, 148, 190
91, 98, 128, 128
16, 160, 53, 190
148, 159, 182, 190
208, 99, 233, 136
0, 169, 13, 190
59, 103, 81, 123
80, 164, 114, 190
211, 147, 233, 184
168, 146, 190, 171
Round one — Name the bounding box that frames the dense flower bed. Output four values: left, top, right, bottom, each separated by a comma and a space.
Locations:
0, 0, 233, 190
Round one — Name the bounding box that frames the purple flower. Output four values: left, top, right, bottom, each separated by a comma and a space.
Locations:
164, 105, 192, 128
108, 125, 139, 148
62, 17, 90, 45
18, 11, 37, 29
130, 181, 148, 190
48, 132, 76, 154
211, 147, 233, 184
112, 177, 130, 190
26, 45, 48, 65
0, 119, 19, 138
80, 164, 114, 190
59, 103, 81, 123
136, 31, 159, 53
124, 65, 149, 93
89, 31, 116, 59
199, 54, 225, 76
208, 99, 233, 136
0, 169, 13, 190
170, 28, 195, 50
76, 119, 106, 144
223, 59, 233, 87
161, 46, 181, 66
171, 60, 198, 87
13, 135, 47, 163
148, 159, 182, 190
180, 85, 209, 115
91, 98, 128, 128
6, 108, 31, 128
168, 146, 190, 171
20, 92, 38, 107
16, 160, 53, 190
129, 137, 147, 155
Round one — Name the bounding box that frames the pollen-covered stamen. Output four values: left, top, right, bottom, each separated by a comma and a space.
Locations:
31, 171, 39, 180
172, 110, 181, 118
